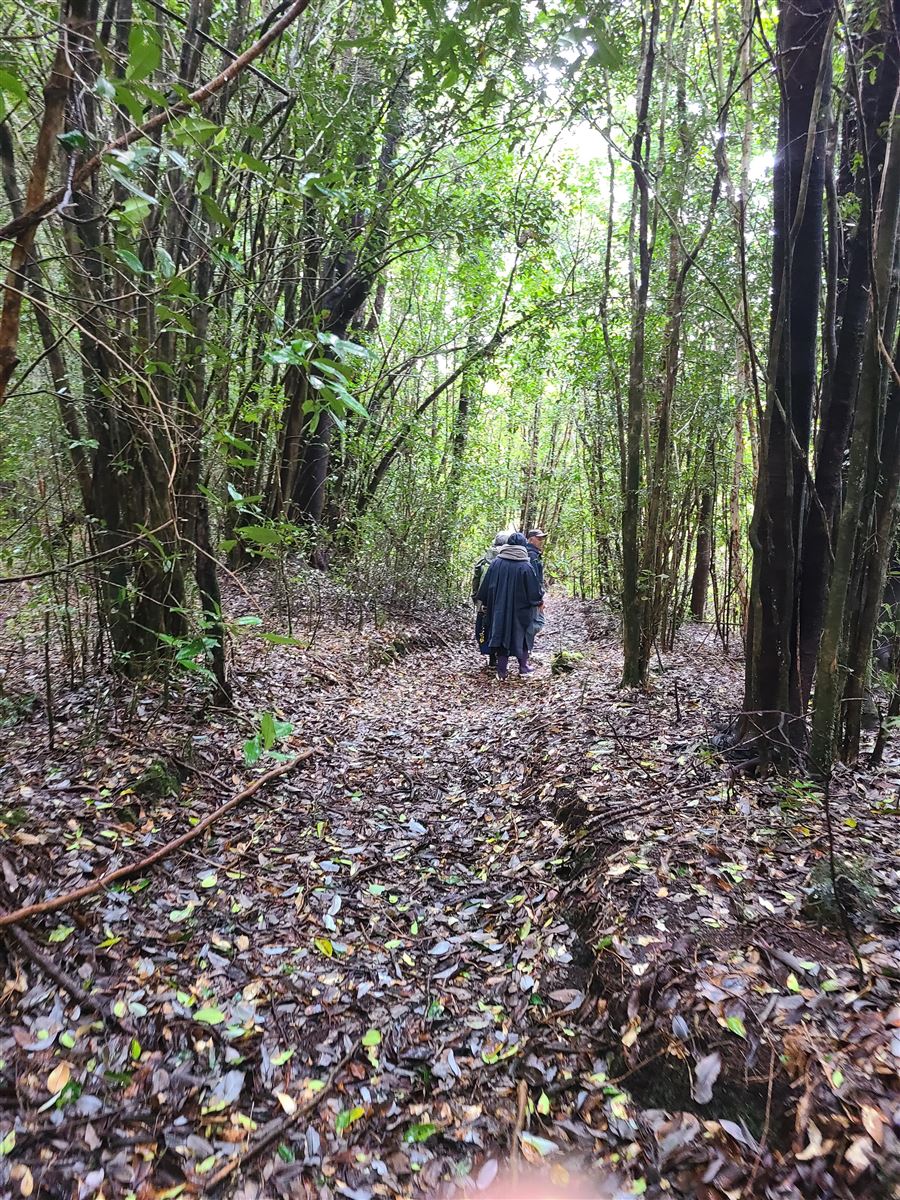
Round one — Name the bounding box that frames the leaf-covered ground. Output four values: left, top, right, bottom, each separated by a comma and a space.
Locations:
1, 584, 898, 1199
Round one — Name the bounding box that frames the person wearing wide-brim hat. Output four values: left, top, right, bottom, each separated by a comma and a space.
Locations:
525, 529, 547, 659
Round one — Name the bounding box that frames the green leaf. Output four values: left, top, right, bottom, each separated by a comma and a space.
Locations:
169, 903, 195, 922
127, 23, 162, 81
108, 164, 158, 205
116, 248, 146, 274
831, 1067, 844, 1088
0, 68, 27, 106
236, 524, 281, 545
48, 924, 74, 943
95, 74, 116, 100
271, 1048, 294, 1066
361, 1028, 381, 1047
155, 245, 176, 279
404, 1122, 436, 1143
537, 1091, 551, 1115
60, 1031, 77, 1049
519, 1131, 557, 1157
0, 1130, 14, 1156
116, 196, 154, 227
58, 129, 89, 151
277, 1143, 295, 1163
195, 1155, 216, 1174
725, 1016, 746, 1039
335, 1106, 364, 1132
261, 633, 306, 647
260, 711, 276, 751
314, 937, 333, 958
200, 872, 217, 888
194, 1006, 226, 1025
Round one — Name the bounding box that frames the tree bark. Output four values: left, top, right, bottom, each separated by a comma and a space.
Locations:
742, 0, 835, 760
621, 0, 660, 688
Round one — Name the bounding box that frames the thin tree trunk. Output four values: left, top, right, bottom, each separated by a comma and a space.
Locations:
621, 0, 660, 688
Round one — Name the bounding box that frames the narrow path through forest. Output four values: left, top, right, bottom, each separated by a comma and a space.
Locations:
1, 588, 898, 1199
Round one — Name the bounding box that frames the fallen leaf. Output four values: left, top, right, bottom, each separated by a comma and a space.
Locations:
194, 1006, 226, 1025
47, 1062, 71, 1093
476, 1159, 498, 1190
691, 1051, 721, 1105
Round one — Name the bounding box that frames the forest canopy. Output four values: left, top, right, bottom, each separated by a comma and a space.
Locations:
2, 0, 900, 1196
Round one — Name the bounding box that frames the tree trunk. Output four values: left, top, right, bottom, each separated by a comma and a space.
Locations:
621, 0, 660, 688
811, 79, 900, 768
742, 0, 834, 760
798, 5, 900, 705
690, 442, 715, 621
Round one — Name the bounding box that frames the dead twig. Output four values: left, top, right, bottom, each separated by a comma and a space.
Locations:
1, 921, 110, 1021
510, 1077, 528, 1180
0, 751, 315, 928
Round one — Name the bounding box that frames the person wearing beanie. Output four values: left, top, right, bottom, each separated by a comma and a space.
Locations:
475, 532, 543, 680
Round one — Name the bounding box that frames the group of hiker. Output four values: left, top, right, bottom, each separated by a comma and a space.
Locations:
471, 529, 547, 680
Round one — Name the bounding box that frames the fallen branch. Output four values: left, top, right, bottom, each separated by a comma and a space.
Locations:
1, 921, 110, 1021
201, 1037, 361, 1190
0, 751, 314, 928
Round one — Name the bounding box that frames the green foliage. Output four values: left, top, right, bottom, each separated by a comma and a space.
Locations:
243, 712, 294, 766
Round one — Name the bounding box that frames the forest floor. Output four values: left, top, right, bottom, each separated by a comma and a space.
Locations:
0, 580, 899, 1200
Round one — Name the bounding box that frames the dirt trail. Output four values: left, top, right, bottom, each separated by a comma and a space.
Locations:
1, 593, 627, 1199
2, 588, 898, 1200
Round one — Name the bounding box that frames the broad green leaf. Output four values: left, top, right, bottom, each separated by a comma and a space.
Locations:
404, 1122, 436, 1143
194, 1006, 226, 1025
335, 1105, 364, 1132
58, 129, 89, 151
236, 524, 281, 545
260, 711, 276, 750
725, 1016, 746, 1039
116, 248, 145, 274
48, 925, 74, 943
127, 23, 161, 81
361, 1028, 381, 1047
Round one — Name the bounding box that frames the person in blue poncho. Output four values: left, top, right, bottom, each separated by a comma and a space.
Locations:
476, 532, 543, 680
